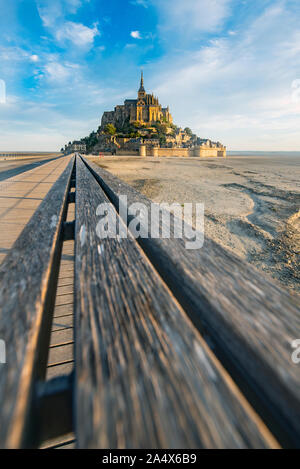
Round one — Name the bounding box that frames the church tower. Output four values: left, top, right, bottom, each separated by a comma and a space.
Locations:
138, 71, 146, 100
128, 70, 172, 124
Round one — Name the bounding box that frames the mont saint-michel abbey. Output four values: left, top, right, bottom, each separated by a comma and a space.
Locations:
66, 72, 226, 157
101, 72, 173, 128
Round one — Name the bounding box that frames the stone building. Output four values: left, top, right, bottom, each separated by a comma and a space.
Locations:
101, 72, 173, 128
65, 141, 86, 154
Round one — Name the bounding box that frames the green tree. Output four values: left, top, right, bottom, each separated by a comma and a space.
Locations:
154, 122, 168, 134
159, 134, 166, 146
132, 121, 142, 129
104, 124, 117, 135
80, 131, 98, 153
184, 127, 193, 136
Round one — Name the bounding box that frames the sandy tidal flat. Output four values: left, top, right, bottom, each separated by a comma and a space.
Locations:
91, 155, 300, 295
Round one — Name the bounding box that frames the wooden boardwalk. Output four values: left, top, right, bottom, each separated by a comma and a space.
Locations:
0, 156, 71, 264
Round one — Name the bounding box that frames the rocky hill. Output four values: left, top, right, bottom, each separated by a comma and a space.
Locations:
69, 118, 211, 154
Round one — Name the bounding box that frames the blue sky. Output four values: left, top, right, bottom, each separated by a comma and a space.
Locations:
0, 0, 300, 150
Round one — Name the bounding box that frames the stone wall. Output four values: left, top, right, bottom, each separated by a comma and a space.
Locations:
154, 148, 189, 157
101, 105, 131, 128
141, 146, 226, 157
192, 147, 226, 157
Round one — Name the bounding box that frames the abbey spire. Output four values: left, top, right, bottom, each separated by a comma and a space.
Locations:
138, 70, 146, 99
139, 70, 145, 91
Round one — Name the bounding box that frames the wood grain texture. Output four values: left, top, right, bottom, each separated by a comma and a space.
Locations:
0, 157, 74, 448
74, 156, 278, 449
83, 157, 300, 447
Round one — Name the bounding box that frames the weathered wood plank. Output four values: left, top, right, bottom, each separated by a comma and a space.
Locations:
83, 156, 300, 447
0, 157, 74, 448
74, 155, 278, 449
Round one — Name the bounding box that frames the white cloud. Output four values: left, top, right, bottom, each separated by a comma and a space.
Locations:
37, 1, 62, 27
0, 46, 30, 62
44, 62, 71, 81
65, 0, 83, 12
37, 1, 98, 48
56, 21, 100, 47
153, 0, 232, 34
0, 47, 41, 79
95, 45, 106, 52
36, 0, 86, 26
131, 0, 149, 7
130, 30, 142, 39
0, 95, 99, 150
44, 61, 80, 82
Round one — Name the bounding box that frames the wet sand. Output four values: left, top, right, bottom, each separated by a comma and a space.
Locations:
90, 154, 300, 295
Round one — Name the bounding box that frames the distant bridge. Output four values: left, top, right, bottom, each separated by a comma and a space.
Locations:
0, 152, 61, 158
